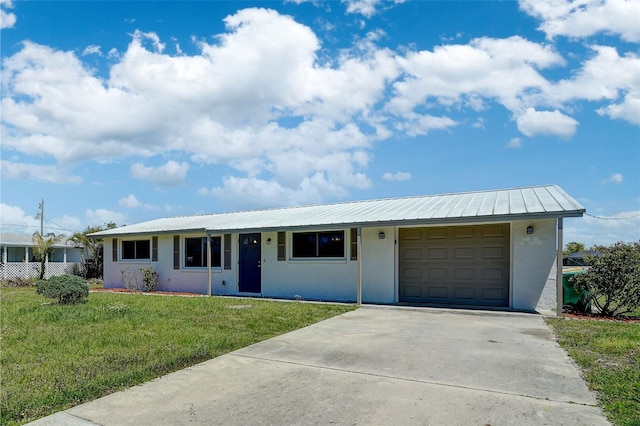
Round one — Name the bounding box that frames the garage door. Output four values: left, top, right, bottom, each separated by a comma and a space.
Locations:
399, 224, 510, 307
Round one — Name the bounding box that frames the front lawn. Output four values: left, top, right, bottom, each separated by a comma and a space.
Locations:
546, 318, 640, 426
0, 287, 355, 425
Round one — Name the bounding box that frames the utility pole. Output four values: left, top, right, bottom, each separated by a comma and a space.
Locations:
35, 199, 44, 235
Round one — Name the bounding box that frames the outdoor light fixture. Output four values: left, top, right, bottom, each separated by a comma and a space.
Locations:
526, 225, 534, 235
378, 231, 385, 239
266, 238, 272, 245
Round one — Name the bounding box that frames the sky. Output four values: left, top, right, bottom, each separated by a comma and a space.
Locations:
1, 0, 639, 248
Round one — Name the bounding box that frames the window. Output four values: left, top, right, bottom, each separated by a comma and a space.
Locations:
292, 231, 344, 258
122, 240, 150, 260
184, 237, 221, 268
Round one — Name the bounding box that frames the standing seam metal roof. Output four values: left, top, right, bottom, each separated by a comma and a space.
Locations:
89, 185, 585, 237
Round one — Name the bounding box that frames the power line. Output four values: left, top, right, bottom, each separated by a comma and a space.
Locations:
584, 212, 640, 221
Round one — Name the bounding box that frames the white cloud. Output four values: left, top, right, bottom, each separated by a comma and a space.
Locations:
0, 160, 82, 184
390, 36, 564, 119
519, 0, 640, 42
343, 0, 382, 17
507, 137, 523, 148
0, 0, 16, 29
82, 45, 102, 56
85, 209, 128, 227
597, 93, 640, 125
542, 46, 640, 127
118, 194, 156, 209
516, 108, 578, 138
382, 171, 411, 181
604, 172, 624, 184
119, 194, 142, 209
0, 203, 40, 233
130, 161, 189, 186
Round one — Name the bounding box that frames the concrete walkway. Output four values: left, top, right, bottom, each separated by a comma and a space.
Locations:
30, 306, 609, 425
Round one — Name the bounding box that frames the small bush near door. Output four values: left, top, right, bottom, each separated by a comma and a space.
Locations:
36, 274, 89, 304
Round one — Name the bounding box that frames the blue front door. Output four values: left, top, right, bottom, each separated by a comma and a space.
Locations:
239, 233, 261, 293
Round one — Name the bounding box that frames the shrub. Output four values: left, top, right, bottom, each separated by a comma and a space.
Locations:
570, 241, 640, 317
140, 268, 159, 292
36, 274, 89, 304
121, 269, 141, 291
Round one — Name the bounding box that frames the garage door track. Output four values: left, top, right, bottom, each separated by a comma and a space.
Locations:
32, 306, 609, 425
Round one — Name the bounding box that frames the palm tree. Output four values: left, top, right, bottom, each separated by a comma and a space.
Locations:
70, 223, 115, 279
32, 232, 64, 280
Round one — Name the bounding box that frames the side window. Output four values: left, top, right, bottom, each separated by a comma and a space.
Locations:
292, 231, 345, 258
122, 240, 150, 260
184, 237, 221, 268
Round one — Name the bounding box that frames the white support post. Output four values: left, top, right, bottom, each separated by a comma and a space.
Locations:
556, 218, 564, 318
207, 235, 212, 296
356, 227, 362, 305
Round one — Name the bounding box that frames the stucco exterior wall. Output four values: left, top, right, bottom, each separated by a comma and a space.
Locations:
361, 227, 396, 303
511, 219, 558, 311
260, 230, 358, 301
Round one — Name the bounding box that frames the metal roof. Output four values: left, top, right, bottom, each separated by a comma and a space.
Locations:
0, 232, 82, 248
89, 185, 585, 237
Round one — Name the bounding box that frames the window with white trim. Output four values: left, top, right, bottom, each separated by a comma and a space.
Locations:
122, 240, 150, 260
292, 231, 345, 258
184, 237, 221, 268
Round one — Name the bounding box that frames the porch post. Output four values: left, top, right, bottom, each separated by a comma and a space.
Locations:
356, 227, 362, 305
207, 235, 212, 296
24, 246, 29, 278
556, 218, 564, 317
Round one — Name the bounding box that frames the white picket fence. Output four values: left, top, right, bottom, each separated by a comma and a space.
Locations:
0, 262, 81, 281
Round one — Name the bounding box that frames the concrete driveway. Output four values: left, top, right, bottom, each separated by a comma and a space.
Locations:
31, 306, 609, 425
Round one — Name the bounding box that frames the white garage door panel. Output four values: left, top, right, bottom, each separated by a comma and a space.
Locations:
399, 224, 510, 307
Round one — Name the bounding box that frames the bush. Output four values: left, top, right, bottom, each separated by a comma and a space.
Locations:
570, 241, 640, 317
36, 274, 89, 304
140, 268, 159, 292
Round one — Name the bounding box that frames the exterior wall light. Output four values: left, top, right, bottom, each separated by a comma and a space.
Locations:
266, 237, 272, 245
526, 225, 534, 235
378, 231, 385, 239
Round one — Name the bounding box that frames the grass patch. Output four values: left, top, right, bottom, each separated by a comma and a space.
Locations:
546, 318, 640, 426
1, 287, 355, 425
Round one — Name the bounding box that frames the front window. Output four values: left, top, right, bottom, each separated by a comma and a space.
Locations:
292, 231, 344, 258
185, 237, 221, 268
122, 240, 150, 260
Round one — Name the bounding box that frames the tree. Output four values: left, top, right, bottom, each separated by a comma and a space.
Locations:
32, 232, 64, 280
563, 241, 585, 256
570, 241, 640, 317
70, 222, 116, 279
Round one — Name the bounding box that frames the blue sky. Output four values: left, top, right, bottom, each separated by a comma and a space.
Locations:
1, 0, 639, 247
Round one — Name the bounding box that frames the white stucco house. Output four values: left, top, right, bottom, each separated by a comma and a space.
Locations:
90, 185, 585, 313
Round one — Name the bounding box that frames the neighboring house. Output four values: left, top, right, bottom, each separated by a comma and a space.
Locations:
90, 185, 585, 313
563, 250, 601, 267
0, 233, 84, 280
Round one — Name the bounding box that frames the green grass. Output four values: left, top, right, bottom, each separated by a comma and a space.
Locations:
546, 318, 640, 426
0, 287, 355, 425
